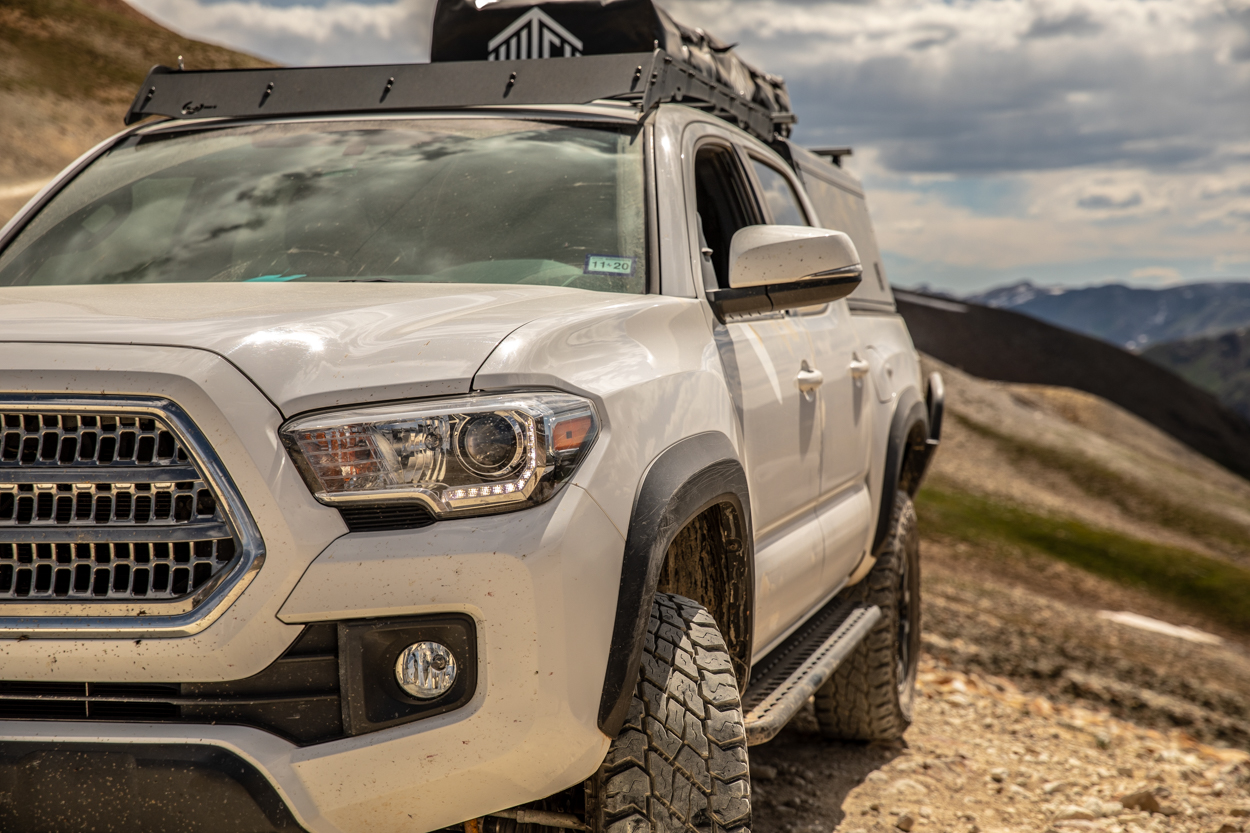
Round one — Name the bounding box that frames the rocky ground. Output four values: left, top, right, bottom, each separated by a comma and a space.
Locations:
749, 543, 1250, 833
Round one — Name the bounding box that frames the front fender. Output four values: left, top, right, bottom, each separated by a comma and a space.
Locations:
596, 432, 751, 737
871, 389, 929, 555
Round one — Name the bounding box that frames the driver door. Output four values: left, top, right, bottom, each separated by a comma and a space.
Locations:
687, 129, 825, 652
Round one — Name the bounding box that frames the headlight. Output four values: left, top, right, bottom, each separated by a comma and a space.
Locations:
280, 393, 599, 518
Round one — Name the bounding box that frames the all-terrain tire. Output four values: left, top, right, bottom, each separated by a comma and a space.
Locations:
813, 490, 921, 742
588, 593, 751, 833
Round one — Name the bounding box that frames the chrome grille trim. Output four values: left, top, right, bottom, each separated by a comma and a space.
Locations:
0, 397, 265, 637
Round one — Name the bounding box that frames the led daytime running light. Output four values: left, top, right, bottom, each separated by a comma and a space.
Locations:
444, 421, 538, 504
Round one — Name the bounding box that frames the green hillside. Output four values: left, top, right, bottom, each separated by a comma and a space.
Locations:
1144, 328, 1250, 423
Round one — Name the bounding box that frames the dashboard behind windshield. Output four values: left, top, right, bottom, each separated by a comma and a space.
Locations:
0, 119, 647, 293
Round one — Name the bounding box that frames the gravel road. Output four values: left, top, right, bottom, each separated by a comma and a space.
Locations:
749, 540, 1250, 833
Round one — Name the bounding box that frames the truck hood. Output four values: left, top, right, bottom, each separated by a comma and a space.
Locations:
0, 283, 610, 414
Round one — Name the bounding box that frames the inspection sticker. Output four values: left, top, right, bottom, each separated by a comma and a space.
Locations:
584, 255, 636, 276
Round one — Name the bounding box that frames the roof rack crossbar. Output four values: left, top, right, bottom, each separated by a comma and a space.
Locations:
124, 50, 791, 143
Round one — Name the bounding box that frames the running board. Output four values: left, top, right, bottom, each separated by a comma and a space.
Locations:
741, 596, 882, 745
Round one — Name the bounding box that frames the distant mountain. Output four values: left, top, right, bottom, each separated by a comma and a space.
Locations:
894, 290, 1250, 481
1144, 329, 1250, 423
965, 280, 1250, 351
0, 0, 271, 222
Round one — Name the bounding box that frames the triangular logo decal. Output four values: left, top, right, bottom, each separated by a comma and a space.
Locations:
487, 8, 583, 60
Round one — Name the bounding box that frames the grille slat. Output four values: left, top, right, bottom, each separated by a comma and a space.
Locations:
0, 523, 232, 543
0, 406, 242, 608
0, 466, 200, 484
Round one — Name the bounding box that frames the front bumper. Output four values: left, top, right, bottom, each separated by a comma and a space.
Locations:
0, 477, 624, 833
0, 483, 623, 833
0, 342, 625, 833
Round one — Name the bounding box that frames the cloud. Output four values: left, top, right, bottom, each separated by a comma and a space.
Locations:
1024, 8, 1102, 39
1131, 266, 1182, 284
1077, 193, 1142, 211
668, 0, 1250, 176
126, 0, 434, 65
660, 0, 1250, 290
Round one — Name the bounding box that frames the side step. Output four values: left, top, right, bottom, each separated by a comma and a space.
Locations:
741, 596, 882, 745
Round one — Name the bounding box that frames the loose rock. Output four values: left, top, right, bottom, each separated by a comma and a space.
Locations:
1054, 806, 1097, 822
1121, 790, 1164, 814
754, 763, 779, 782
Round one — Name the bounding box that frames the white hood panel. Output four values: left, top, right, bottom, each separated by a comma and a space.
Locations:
0, 283, 608, 414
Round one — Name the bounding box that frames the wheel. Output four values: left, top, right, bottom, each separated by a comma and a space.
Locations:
587, 593, 751, 833
813, 490, 921, 741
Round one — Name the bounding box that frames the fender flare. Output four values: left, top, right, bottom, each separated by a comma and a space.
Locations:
871, 389, 930, 555
597, 432, 752, 737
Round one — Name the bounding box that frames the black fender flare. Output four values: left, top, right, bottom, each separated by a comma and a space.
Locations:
918, 371, 945, 485
597, 432, 752, 737
871, 389, 930, 555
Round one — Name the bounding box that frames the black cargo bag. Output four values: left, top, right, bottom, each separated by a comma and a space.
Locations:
429, 0, 792, 121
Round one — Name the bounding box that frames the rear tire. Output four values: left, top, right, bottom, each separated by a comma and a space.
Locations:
587, 593, 751, 833
813, 490, 921, 741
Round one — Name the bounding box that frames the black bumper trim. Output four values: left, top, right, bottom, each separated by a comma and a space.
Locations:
0, 742, 309, 832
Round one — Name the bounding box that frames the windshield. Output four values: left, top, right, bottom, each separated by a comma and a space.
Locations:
0, 119, 647, 293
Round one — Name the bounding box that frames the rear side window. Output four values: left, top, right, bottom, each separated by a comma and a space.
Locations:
799, 172, 892, 303
750, 159, 808, 227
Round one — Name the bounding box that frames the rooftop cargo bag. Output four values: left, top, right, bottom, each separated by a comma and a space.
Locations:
429, 0, 792, 129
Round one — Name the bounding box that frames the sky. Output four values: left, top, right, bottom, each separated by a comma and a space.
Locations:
123, 0, 1250, 294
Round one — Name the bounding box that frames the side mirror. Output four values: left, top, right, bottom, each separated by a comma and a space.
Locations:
706, 225, 863, 320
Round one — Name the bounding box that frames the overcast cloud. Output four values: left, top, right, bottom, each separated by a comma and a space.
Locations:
129, 0, 432, 65
125, 0, 1250, 292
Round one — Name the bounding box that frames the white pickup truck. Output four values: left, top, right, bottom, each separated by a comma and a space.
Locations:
0, 4, 941, 831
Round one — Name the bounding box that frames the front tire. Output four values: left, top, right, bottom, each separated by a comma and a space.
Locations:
587, 593, 751, 833
813, 490, 921, 741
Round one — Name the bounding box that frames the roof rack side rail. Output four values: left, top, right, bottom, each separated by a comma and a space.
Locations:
123, 51, 794, 144
639, 52, 781, 142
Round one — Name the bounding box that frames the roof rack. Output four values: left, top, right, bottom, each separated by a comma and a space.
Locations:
124, 50, 793, 144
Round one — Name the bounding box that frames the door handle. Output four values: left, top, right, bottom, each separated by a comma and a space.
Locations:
797, 368, 824, 392
848, 358, 871, 377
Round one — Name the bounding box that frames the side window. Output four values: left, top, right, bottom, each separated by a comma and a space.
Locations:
800, 171, 892, 300
750, 159, 809, 227
694, 145, 759, 288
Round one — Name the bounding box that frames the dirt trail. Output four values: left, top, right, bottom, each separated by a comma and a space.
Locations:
751, 554, 1250, 833
749, 363, 1250, 833
752, 658, 1250, 833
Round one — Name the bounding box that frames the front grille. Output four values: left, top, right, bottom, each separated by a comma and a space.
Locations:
0, 405, 244, 609
0, 624, 343, 745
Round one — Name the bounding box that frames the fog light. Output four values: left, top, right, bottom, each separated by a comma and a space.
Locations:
395, 641, 457, 699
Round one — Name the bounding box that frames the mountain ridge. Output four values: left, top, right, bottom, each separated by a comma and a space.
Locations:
1144, 328, 1250, 424
895, 289, 1250, 482
963, 279, 1250, 351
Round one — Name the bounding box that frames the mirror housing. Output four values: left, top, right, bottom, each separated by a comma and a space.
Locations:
706, 225, 863, 320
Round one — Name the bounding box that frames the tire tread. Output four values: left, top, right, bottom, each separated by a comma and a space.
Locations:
590, 594, 751, 833
813, 492, 919, 742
